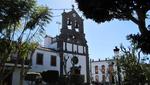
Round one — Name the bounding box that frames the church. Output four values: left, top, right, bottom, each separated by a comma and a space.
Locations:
30, 8, 90, 84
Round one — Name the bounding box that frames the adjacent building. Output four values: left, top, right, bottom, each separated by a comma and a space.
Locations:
90, 59, 117, 84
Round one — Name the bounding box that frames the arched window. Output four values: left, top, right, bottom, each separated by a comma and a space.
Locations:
67, 18, 72, 25
95, 65, 98, 74
108, 64, 114, 83
95, 75, 99, 82
75, 20, 79, 28
102, 75, 106, 82
101, 65, 105, 74
74, 20, 79, 32
67, 18, 72, 29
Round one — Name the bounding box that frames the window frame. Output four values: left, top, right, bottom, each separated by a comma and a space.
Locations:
95, 65, 98, 74
36, 53, 43, 65
51, 55, 57, 66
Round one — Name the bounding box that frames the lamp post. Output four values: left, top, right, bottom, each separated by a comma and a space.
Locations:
113, 46, 121, 85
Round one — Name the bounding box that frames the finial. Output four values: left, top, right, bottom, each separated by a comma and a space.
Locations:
72, 5, 74, 10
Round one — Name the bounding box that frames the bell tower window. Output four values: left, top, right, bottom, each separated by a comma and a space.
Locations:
75, 20, 79, 28
75, 20, 79, 32
67, 18, 71, 25
67, 18, 72, 29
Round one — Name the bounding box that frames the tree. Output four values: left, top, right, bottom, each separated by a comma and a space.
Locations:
119, 45, 150, 85
0, 0, 51, 85
75, 0, 150, 54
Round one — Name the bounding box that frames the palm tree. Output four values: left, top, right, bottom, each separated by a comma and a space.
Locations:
0, 0, 52, 85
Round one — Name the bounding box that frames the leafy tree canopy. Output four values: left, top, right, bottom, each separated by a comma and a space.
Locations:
119, 45, 150, 85
75, 0, 150, 54
75, 0, 150, 24
0, 0, 35, 30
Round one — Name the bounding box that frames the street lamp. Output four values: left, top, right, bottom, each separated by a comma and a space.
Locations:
113, 46, 119, 57
113, 46, 121, 85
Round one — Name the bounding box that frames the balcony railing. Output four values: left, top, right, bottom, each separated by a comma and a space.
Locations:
6, 59, 30, 65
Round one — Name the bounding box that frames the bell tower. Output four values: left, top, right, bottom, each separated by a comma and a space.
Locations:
60, 7, 87, 45
58, 7, 90, 84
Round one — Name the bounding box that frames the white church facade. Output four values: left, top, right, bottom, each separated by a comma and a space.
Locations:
30, 8, 90, 83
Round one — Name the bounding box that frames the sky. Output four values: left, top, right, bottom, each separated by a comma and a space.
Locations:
37, 0, 140, 60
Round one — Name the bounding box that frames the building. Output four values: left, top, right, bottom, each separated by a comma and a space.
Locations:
90, 59, 117, 84
30, 8, 90, 83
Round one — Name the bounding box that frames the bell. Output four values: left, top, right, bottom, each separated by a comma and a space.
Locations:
75, 24, 79, 28
67, 18, 72, 25
67, 21, 72, 25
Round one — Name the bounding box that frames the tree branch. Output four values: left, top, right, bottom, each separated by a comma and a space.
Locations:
129, 15, 139, 25
137, 50, 141, 64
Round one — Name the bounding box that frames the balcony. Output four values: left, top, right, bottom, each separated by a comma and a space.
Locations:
6, 59, 30, 65
3, 57, 31, 68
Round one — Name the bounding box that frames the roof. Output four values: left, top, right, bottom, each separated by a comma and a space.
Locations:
62, 9, 83, 21
91, 59, 115, 63
37, 46, 57, 53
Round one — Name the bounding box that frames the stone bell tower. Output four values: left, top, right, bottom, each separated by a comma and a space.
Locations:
60, 8, 87, 45
58, 7, 90, 84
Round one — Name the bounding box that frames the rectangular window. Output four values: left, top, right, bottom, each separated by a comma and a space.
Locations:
51, 55, 56, 66
36, 53, 43, 65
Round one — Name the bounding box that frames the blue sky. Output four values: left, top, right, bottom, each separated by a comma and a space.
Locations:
37, 0, 139, 60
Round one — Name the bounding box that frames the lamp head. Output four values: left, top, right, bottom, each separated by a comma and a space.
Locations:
113, 46, 119, 57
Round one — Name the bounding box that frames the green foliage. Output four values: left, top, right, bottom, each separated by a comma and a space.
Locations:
127, 31, 150, 54
0, 0, 52, 58
0, 0, 52, 83
25, 6, 51, 30
0, 0, 51, 40
19, 42, 38, 60
75, 0, 150, 23
0, 0, 36, 30
76, 0, 150, 54
119, 46, 150, 84
0, 39, 16, 63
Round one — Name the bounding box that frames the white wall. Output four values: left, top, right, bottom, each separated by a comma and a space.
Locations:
74, 44, 77, 52
84, 47, 86, 53
66, 43, 72, 51
63, 42, 66, 51
12, 68, 27, 85
44, 36, 57, 50
64, 53, 87, 82
31, 49, 60, 73
78, 45, 83, 53
49, 42, 57, 49
12, 68, 20, 85
91, 60, 116, 83
44, 36, 52, 47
